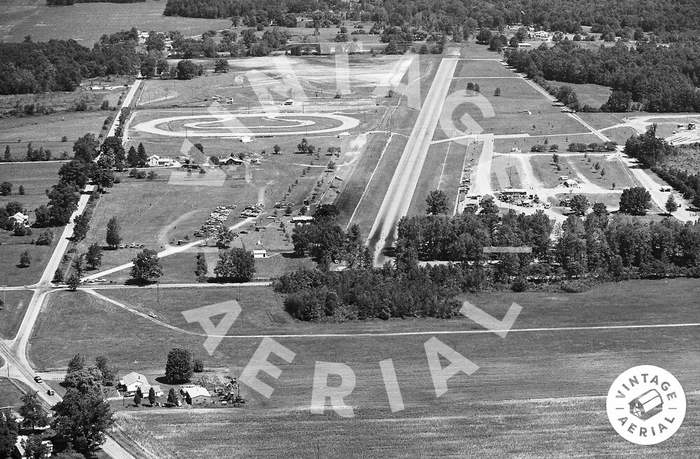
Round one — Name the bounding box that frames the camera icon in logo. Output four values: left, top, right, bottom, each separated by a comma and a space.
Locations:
628, 388, 663, 420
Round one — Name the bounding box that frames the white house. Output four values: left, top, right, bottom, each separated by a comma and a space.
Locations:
253, 249, 268, 259
147, 155, 180, 168
9, 212, 29, 229
118, 372, 162, 396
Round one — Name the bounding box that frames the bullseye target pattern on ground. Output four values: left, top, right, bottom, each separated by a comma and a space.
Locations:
133, 112, 361, 138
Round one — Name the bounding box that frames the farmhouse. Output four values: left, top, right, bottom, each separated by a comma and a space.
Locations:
119, 372, 163, 397
147, 155, 181, 168
8, 212, 29, 229
291, 215, 314, 225
217, 154, 244, 165
181, 385, 211, 405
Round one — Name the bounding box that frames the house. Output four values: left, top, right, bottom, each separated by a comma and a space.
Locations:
118, 372, 162, 397
218, 154, 244, 165
147, 155, 180, 168
291, 216, 314, 225
516, 42, 533, 50
562, 179, 579, 188
253, 249, 268, 259
180, 385, 211, 405
8, 212, 29, 229
15, 436, 53, 458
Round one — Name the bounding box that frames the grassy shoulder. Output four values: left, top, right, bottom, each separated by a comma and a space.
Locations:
0, 377, 30, 409
0, 290, 32, 339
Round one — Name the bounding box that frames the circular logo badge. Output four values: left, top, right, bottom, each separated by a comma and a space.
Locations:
606, 365, 686, 445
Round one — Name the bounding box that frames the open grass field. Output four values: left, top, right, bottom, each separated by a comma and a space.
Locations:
436, 78, 585, 140
455, 59, 517, 78
76, 148, 331, 272
0, 290, 32, 340
566, 154, 640, 190
602, 126, 639, 145
0, 378, 28, 409
30, 279, 700, 456
0, 162, 65, 286
406, 142, 452, 216
577, 112, 627, 131
0, 111, 113, 160
493, 133, 602, 154
545, 80, 612, 108
0, 0, 230, 45
491, 154, 524, 190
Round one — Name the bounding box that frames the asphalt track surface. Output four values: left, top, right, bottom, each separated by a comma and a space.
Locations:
132, 112, 360, 138
367, 55, 459, 263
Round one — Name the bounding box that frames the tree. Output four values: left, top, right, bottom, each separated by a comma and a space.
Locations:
18, 185, 24, 195
19, 250, 31, 268
494, 87, 501, 96
214, 248, 255, 282
133, 387, 142, 406
86, 243, 103, 269
195, 252, 208, 282
67, 273, 81, 291
52, 385, 113, 455
34, 205, 51, 228
95, 356, 115, 385
130, 249, 163, 284
148, 387, 157, 406
72, 133, 99, 162
19, 392, 48, 430
166, 388, 179, 407
273, 144, 281, 155
193, 359, 204, 372
569, 195, 590, 216
3, 145, 10, 162
35, 229, 53, 246
71, 254, 84, 278
106, 216, 121, 249
137, 143, 148, 166
72, 213, 90, 241
426, 190, 449, 215
22, 434, 50, 459
665, 194, 679, 213
126, 146, 140, 167
476, 29, 492, 44
67, 353, 85, 374
165, 348, 193, 384
214, 58, 229, 73
0, 410, 18, 459
619, 187, 652, 215
176, 59, 200, 80
0, 182, 11, 196
62, 367, 103, 392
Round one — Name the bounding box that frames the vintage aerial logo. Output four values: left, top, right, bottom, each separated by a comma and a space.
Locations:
606, 365, 686, 445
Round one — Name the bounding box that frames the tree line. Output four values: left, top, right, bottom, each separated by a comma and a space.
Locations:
506, 40, 700, 112
0, 31, 142, 94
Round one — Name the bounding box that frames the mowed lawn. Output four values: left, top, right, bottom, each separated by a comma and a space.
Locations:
0, 290, 32, 340
0, 378, 28, 409
1, 1, 231, 45
444, 78, 586, 137
0, 162, 65, 286
76, 152, 326, 272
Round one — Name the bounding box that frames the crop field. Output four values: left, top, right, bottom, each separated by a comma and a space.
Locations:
30, 279, 700, 457
0, 290, 32, 340
1, 1, 230, 45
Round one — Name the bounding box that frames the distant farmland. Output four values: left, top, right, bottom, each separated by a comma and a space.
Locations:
1, 1, 230, 44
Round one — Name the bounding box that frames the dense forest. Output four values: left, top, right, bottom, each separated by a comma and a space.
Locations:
162, 0, 700, 39
506, 40, 700, 112
0, 31, 141, 94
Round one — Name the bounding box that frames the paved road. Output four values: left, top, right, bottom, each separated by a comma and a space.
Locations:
367, 53, 459, 264
106, 80, 141, 138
